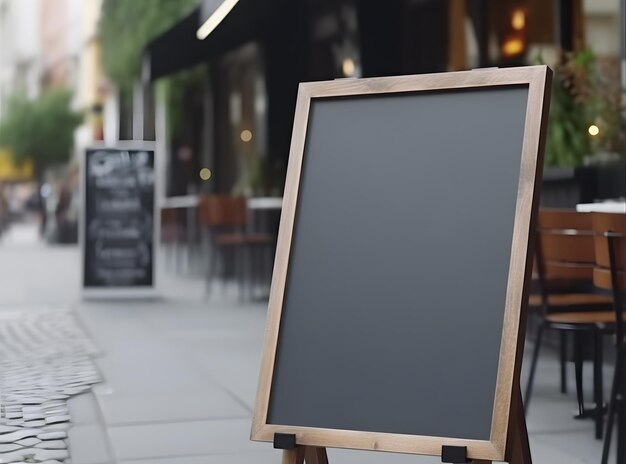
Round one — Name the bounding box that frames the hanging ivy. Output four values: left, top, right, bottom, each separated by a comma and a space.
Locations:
99, 0, 198, 90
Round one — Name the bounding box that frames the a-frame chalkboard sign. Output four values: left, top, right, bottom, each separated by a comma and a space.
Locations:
251, 66, 552, 464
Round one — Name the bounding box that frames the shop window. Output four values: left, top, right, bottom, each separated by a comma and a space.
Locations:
214, 42, 268, 195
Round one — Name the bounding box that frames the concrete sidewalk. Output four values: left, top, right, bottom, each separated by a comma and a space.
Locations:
0, 228, 615, 463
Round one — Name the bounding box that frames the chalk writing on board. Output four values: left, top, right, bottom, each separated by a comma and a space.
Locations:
83, 148, 155, 288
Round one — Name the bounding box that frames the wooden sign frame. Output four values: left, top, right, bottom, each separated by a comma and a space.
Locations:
251, 66, 552, 462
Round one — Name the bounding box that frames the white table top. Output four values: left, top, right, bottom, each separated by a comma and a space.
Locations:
161, 196, 199, 209
159, 196, 283, 210
247, 197, 283, 210
575, 202, 626, 213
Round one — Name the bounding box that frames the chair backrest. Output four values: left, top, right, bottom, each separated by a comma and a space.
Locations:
198, 195, 247, 228
591, 212, 626, 343
161, 207, 176, 225
536, 209, 596, 286
591, 212, 626, 292
160, 207, 178, 242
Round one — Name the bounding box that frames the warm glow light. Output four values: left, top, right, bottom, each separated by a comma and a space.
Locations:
196, 0, 240, 40
588, 124, 600, 136
240, 129, 252, 142
502, 37, 525, 56
511, 9, 525, 31
199, 168, 212, 181
342, 57, 356, 77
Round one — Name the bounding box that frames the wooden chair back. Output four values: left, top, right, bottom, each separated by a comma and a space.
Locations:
591, 212, 626, 293
536, 209, 596, 285
160, 207, 179, 242
161, 207, 177, 225
592, 212, 626, 355
198, 195, 248, 228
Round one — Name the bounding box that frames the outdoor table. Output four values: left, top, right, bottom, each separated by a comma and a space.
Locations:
576, 202, 626, 213
246, 197, 282, 299
246, 196, 282, 234
160, 195, 200, 274
247, 197, 283, 210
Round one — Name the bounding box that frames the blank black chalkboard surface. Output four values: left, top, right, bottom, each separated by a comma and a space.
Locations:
251, 67, 552, 464
81, 145, 157, 298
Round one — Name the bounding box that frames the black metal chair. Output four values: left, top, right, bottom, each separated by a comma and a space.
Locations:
524, 209, 614, 440
592, 212, 625, 464
198, 195, 274, 300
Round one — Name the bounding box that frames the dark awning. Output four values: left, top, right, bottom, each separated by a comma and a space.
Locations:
144, 0, 284, 81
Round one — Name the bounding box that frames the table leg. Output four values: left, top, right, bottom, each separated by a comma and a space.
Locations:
593, 330, 604, 439
617, 350, 625, 463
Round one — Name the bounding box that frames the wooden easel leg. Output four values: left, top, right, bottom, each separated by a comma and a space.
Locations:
282, 447, 305, 464
282, 446, 327, 464
304, 446, 329, 464
506, 386, 532, 464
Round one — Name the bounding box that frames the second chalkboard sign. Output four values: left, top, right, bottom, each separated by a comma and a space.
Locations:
251, 66, 552, 463
81, 145, 157, 298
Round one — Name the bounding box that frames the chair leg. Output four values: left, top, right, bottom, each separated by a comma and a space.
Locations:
245, 245, 251, 301
574, 332, 586, 418
237, 245, 247, 302
225, 247, 234, 293
261, 244, 270, 292
245, 245, 253, 300
206, 242, 219, 297
617, 352, 625, 464
593, 330, 604, 440
201, 231, 211, 296
601, 355, 620, 464
560, 330, 569, 394
250, 245, 259, 299
524, 317, 545, 412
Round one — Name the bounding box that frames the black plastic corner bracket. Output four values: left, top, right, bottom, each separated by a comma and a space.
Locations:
441, 445, 469, 463
273, 433, 297, 450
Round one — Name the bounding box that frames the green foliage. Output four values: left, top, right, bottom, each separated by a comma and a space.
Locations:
233, 150, 268, 196
545, 76, 592, 166
99, 0, 198, 89
543, 49, 625, 167
157, 64, 208, 143
0, 89, 83, 175
544, 50, 595, 167
590, 56, 626, 158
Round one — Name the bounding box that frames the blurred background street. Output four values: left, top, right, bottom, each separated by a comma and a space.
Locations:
0, 0, 624, 462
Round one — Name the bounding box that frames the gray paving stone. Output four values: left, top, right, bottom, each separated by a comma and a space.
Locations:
38, 431, 68, 440
0, 442, 24, 452
32, 448, 70, 461
0, 307, 102, 464
45, 415, 71, 425
96, 390, 248, 426
66, 424, 112, 464
23, 420, 46, 427
34, 440, 67, 449
107, 419, 260, 461
16, 437, 41, 447
120, 452, 278, 464
0, 429, 39, 443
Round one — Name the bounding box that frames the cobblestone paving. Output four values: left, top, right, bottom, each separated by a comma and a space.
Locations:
0, 308, 101, 463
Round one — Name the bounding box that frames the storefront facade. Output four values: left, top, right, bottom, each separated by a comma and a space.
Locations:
144, 0, 623, 199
